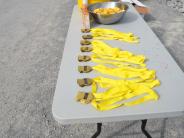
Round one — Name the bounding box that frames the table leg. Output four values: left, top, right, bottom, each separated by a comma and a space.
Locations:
91, 123, 102, 138
91, 120, 151, 138
141, 119, 152, 138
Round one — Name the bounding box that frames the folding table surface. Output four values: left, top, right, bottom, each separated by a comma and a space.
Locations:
52, 4, 184, 124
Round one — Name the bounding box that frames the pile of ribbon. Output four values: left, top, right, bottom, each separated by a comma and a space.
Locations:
76, 28, 160, 111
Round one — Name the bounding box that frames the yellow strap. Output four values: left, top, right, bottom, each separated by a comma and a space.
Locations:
91, 58, 144, 68
92, 64, 155, 80
93, 77, 160, 89
90, 77, 159, 111
91, 28, 139, 43
91, 40, 143, 58
90, 40, 146, 66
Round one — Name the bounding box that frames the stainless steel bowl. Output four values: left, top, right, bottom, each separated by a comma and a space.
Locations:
88, 2, 128, 25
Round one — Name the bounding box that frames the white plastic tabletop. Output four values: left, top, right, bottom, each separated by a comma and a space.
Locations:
52, 4, 184, 124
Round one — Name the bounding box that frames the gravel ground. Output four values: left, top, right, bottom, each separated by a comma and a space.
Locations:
156, 0, 184, 14
167, 0, 184, 14
0, 0, 184, 138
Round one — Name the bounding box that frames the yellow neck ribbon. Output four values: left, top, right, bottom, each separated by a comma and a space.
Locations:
90, 77, 159, 111
91, 40, 146, 67
91, 28, 139, 43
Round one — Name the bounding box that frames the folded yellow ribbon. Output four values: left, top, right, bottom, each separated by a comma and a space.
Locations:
90, 77, 159, 111
91, 28, 139, 43
91, 40, 146, 66
93, 64, 155, 80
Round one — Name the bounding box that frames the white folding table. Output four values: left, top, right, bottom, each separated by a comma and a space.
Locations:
52, 4, 184, 138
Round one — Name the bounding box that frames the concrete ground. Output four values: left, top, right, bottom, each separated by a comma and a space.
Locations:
0, 0, 184, 137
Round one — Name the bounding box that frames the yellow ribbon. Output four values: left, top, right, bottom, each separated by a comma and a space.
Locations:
92, 64, 156, 80
91, 28, 139, 43
90, 77, 159, 111
91, 40, 146, 67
